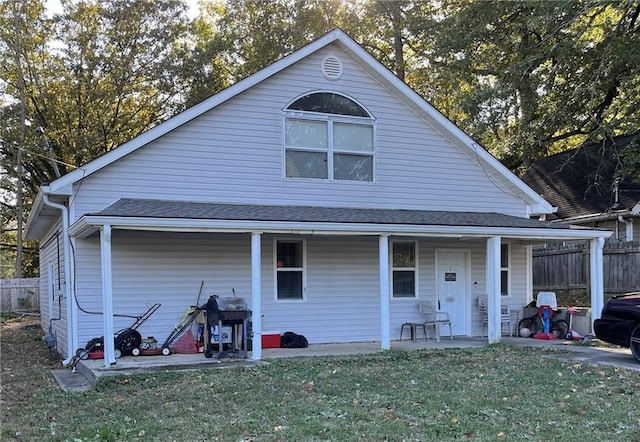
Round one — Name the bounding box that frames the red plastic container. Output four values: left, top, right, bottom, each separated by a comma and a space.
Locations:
261, 331, 281, 349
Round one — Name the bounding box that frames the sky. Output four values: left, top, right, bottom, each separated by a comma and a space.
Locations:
45, 0, 201, 19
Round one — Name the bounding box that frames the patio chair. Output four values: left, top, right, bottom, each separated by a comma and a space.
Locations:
418, 301, 453, 342
478, 296, 513, 337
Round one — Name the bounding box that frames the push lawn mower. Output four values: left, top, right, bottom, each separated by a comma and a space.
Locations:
131, 281, 207, 356
75, 303, 161, 360
131, 304, 205, 356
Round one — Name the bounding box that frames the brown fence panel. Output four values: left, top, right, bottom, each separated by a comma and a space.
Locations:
533, 240, 640, 299
533, 242, 587, 292
0, 278, 40, 313
603, 240, 640, 293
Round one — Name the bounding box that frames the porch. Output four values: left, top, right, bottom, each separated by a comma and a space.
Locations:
66, 336, 637, 391
63, 200, 610, 366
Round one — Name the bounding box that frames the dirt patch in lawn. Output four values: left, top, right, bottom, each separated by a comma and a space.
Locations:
1, 314, 62, 411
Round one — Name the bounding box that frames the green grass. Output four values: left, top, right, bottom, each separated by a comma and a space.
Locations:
2, 324, 639, 441
0, 312, 20, 323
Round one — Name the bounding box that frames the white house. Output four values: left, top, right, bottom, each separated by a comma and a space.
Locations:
25, 29, 611, 366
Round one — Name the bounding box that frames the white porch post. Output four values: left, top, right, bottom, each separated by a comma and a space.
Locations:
379, 234, 390, 350
589, 237, 605, 326
100, 224, 116, 366
251, 232, 262, 360
486, 236, 501, 344
525, 245, 534, 305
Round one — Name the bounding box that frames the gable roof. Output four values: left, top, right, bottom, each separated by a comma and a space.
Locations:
27, 29, 557, 240
522, 134, 640, 221
38, 29, 551, 212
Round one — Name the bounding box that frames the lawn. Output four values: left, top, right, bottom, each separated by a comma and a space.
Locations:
2, 316, 639, 442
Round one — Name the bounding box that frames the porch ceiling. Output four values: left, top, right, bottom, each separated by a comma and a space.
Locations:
68, 198, 611, 242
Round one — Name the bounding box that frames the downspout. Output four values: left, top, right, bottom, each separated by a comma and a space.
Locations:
42, 193, 77, 364
618, 215, 633, 241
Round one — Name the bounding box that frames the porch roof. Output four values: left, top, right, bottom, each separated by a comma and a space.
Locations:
69, 198, 611, 241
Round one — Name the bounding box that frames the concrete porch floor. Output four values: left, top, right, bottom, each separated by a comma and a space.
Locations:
75, 337, 486, 382
52, 336, 637, 392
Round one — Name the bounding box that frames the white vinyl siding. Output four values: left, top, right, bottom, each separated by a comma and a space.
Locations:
70, 232, 531, 345
73, 233, 383, 345
68, 45, 529, 222
52, 41, 538, 346
38, 223, 69, 357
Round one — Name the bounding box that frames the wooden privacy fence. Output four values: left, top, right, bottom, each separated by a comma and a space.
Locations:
0, 278, 40, 313
533, 240, 640, 299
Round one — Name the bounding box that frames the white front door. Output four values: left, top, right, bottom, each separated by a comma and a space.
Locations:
436, 251, 468, 336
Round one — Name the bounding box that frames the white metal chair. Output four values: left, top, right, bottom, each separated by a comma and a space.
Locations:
478, 296, 513, 337
419, 301, 453, 342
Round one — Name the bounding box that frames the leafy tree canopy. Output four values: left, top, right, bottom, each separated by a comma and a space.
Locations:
1, 0, 638, 277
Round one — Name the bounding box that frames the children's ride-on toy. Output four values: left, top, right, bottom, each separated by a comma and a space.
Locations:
565, 307, 595, 342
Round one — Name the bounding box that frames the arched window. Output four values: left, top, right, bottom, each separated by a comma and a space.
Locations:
283, 92, 374, 182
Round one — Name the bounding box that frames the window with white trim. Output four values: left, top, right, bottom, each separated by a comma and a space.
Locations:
275, 240, 305, 300
392, 241, 417, 298
284, 92, 374, 182
500, 243, 510, 296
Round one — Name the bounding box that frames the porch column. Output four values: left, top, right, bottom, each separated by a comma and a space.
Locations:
379, 234, 390, 350
251, 232, 262, 360
525, 245, 534, 305
100, 224, 116, 366
486, 236, 501, 344
589, 237, 605, 326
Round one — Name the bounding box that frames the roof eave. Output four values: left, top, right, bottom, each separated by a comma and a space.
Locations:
24, 189, 45, 240
70, 215, 612, 241
555, 209, 638, 224
334, 38, 554, 214
45, 29, 346, 194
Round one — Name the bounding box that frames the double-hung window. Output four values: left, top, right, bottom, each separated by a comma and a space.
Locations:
284, 92, 374, 182
275, 240, 305, 301
392, 241, 417, 298
500, 243, 510, 296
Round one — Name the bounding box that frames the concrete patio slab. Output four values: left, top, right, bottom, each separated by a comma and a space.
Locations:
51, 369, 93, 393
50, 337, 638, 392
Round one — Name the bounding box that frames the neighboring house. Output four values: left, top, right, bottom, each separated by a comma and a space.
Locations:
522, 134, 640, 241
25, 29, 610, 366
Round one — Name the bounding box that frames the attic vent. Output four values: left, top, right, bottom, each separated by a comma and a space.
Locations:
321, 55, 343, 81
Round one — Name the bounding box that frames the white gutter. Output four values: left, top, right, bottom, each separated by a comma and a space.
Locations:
556, 210, 635, 224
41, 192, 77, 364
70, 216, 613, 241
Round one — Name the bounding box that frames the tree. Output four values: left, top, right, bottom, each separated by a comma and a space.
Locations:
0, 0, 52, 278
41, 0, 189, 167
0, 0, 191, 277
413, 0, 640, 174
173, 0, 233, 110
216, 0, 352, 80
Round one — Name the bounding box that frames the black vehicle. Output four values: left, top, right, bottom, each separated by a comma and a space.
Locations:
594, 292, 640, 363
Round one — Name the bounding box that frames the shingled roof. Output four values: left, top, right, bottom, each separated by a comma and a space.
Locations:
91, 198, 569, 230
522, 135, 640, 221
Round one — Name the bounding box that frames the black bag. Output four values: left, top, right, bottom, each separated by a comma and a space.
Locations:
280, 331, 308, 348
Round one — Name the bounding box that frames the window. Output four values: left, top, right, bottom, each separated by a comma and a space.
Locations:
500, 243, 510, 296
392, 241, 417, 298
284, 92, 374, 182
275, 240, 305, 300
